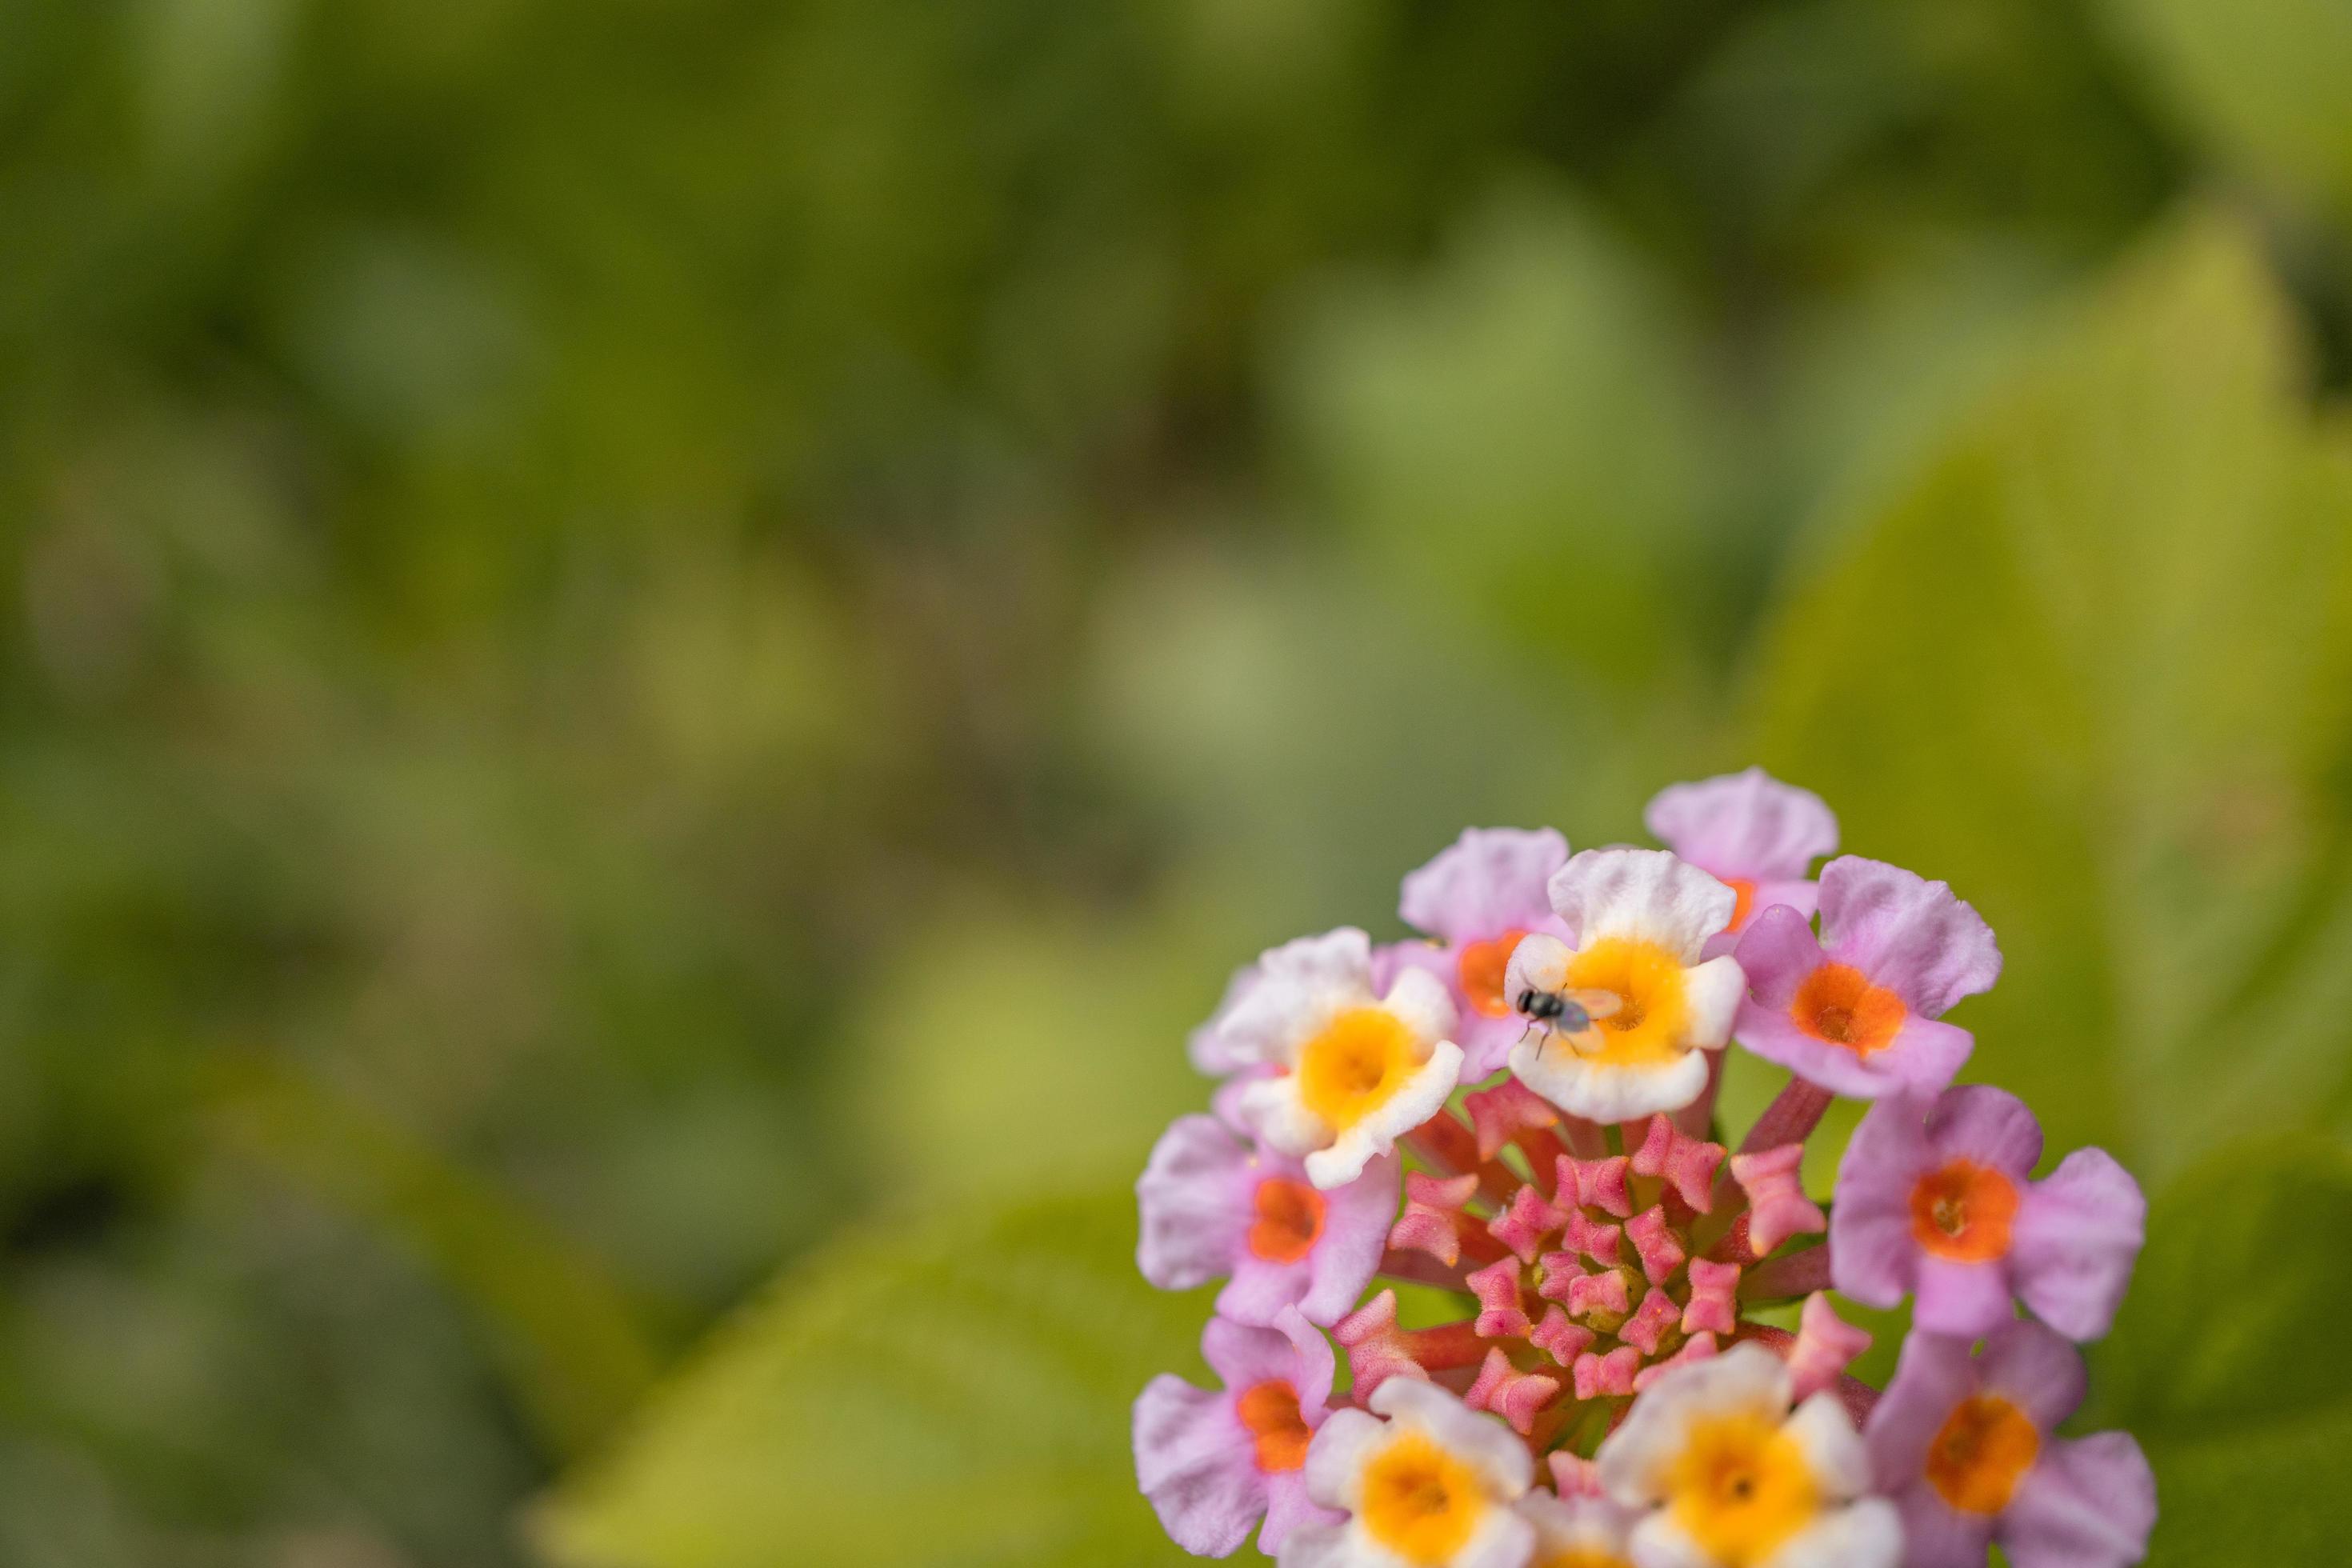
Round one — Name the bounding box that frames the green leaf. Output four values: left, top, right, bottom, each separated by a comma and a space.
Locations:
2135, 1402, 2352, 1562
1754, 211, 2352, 1180
2087, 1132, 2352, 1561
2092, 1133, 2352, 1432
534, 1188, 1208, 1568
2107, 0, 2352, 212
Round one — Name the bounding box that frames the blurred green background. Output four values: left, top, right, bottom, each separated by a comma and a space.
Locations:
4, 1, 2352, 1564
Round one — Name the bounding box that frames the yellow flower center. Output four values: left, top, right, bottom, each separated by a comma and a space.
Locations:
1560, 938, 1693, 1068
1539, 1550, 1636, 1568
1925, 1395, 2040, 1515
1297, 1006, 1420, 1132
1788, 962, 1906, 1056
1359, 1431, 1488, 1565
1664, 1412, 1821, 1568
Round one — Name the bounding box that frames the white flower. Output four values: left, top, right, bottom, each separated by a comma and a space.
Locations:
1282, 1379, 1536, 1568
1219, 929, 1465, 1189
1519, 1490, 1638, 1568
1506, 850, 1745, 1122
1595, 1342, 1901, 1568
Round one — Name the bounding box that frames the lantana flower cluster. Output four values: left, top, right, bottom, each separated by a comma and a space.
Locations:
1134, 770, 2154, 1568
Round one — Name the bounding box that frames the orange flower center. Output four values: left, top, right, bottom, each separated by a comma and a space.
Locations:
1908, 1160, 2019, 1262
1788, 962, 1906, 1056
1248, 1176, 1326, 1264
1723, 877, 1757, 933
1457, 930, 1528, 1018
1925, 1395, 2040, 1515
1235, 1379, 1312, 1473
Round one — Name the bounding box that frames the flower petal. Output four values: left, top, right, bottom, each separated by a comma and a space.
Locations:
1193, 962, 1267, 1075
1509, 1034, 1714, 1124
1644, 768, 1838, 883
1974, 1318, 2087, 1433
1597, 1342, 1793, 1505
1925, 1083, 2044, 1178
1370, 1378, 1535, 1498
1758, 1498, 1903, 1568
1203, 1310, 1326, 1402
1382, 964, 1462, 1055
1997, 1431, 2157, 1568
1890, 1486, 1998, 1568
1550, 848, 1737, 965
1259, 1471, 1346, 1558
1730, 906, 1826, 1009
1682, 954, 1746, 1050
1817, 857, 2001, 1018
1138, 1115, 1250, 1291
1216, 930, 1378, 1068
1830, 1095, 1935, 1308
1401, 827, 1570, 944
1912, 1254, 2019, 1338
1866, 1330, 1980, 1487
1302, 1407, 1388, 1512
1782, 1389, 1874, 1498
2011, 1147, 2145, 1342
1134, 1373, 1262, 1556
1298, 1153, 1402, 1326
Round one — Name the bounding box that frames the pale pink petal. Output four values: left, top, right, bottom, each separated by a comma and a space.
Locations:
1817, 857, 2001, 1018
1912, 1254, 2018, 1338
1974, 1319, 2086, 1432
1730, 905, 1826, 1008
1202, 1310, 1334, 1414
1138, 1115, 1250, 1291
1297, 1151, 1402, 1326
1257, 1471, 1342, 1558
1401, 826, 1570, 944
1892, 1488, 1998, 1568
1925, 1083, 2045, 1179
1134, 1374, 1261, 1556
1548, 848, 1737, 964
1998, 1432, 2157, 1568
1645, 768, 1838, 883
1829, 1094, 1935, 1308
2012, 1148, 2145, 1342
1865, 1330, 1978, 1486
1190, 962, 1265, 1075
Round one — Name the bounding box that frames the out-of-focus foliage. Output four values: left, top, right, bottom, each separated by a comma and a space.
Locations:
2090, 1133, 2352, 1562
1756, 215, 2352, 1179
539, 1188, 1202, 1568
1, 0, 2350, 1564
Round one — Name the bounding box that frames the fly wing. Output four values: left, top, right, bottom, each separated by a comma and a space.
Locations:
1565, 988, 1622, 1022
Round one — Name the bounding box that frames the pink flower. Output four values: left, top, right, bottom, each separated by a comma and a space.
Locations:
1645, 768, 1838, 955
1831, 1086, 2145, 1340
1134, 1308, 1346, 1557
1392, 828, 1574, 1078
1138, 1114, 1398, 1326
1867, 1322, 2156, 1568
1732, 856, 2001, 1099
